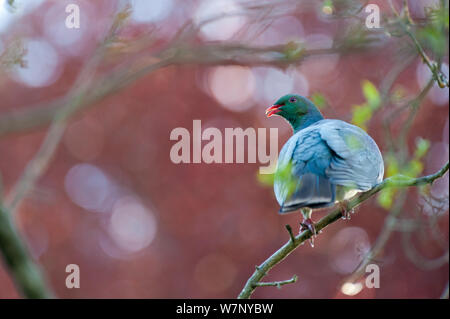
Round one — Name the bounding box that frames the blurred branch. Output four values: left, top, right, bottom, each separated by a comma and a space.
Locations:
397, 78, 434, 148
389, 0, 449, 88
403, 26, 449, 88
0, 38, 361, 137
376, 54, 415, 151
4, 4, 131, 213
426, 198, 450, 249
0, 203, 53, 298
383, 77, 434, 154
0, 0, 384, 138
238, 161, 449, 299
402, 230, 449, 270
343, 190, 407, 282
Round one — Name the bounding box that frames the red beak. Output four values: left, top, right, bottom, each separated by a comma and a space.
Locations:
265, 104, 283, 117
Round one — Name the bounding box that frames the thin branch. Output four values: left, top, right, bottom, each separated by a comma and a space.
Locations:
285, 224, 295, 245
252, 274, 298, 289
237, 161, 449, 299
403, 27, 449, 88
402, 0, 414, 25
397, 78, 434, 148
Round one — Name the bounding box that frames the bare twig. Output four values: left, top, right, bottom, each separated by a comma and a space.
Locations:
404, 28, 449, 88
285, 224, 295, 245
252, 274, 298, 289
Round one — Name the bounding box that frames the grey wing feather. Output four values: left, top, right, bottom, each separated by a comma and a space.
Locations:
318, 120, 384, 191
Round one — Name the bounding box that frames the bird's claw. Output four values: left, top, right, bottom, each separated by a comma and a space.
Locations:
300, 218, 317, 247
338, 200, 353, 220
300, 218, 316, 235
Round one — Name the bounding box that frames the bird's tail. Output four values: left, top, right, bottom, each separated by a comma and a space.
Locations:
279, 173, 335, 213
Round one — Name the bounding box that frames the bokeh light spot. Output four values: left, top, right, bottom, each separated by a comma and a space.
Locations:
108, 196, 157, 253
0, 0, 45, 32
42, 1, 91, 56
341, 282, 363, 296
12, 38, 62, 87
64, 163, 117, 213
208, 66, 255, 112
194, 0, 246, 41
131, 0, 174, 23
253, 67, 309, 104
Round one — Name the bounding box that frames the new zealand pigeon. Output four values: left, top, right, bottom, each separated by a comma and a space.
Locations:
266, 94, 384, 240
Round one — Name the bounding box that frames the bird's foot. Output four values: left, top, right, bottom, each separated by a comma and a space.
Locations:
338, 200, 354, 220
300, 218, 317, 247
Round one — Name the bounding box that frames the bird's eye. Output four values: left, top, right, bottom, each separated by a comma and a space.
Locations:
289, 97, 297, 103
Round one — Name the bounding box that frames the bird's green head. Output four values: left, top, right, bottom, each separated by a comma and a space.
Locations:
265, 94, 324, 132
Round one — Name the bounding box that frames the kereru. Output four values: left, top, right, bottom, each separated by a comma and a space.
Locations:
266, 94, 384, 242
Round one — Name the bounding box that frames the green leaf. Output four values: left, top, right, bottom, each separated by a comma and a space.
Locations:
418, 26, 447, 56
414, 138, 430, 159
351, 103, 372, 130
391, 85, 407, 104
275, 161, 296, 196
257, 161, 296, 196
377, 188, 394, 209
310, 92, 328, 109
405, 159, 424, 178
283, 41, 304, 60
385, 155, 399, 177
362, 80, 381, 109
322, 0, 333, 15
257, 171, 274, 186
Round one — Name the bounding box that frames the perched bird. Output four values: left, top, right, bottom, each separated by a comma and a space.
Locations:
266, 94, 384, 241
